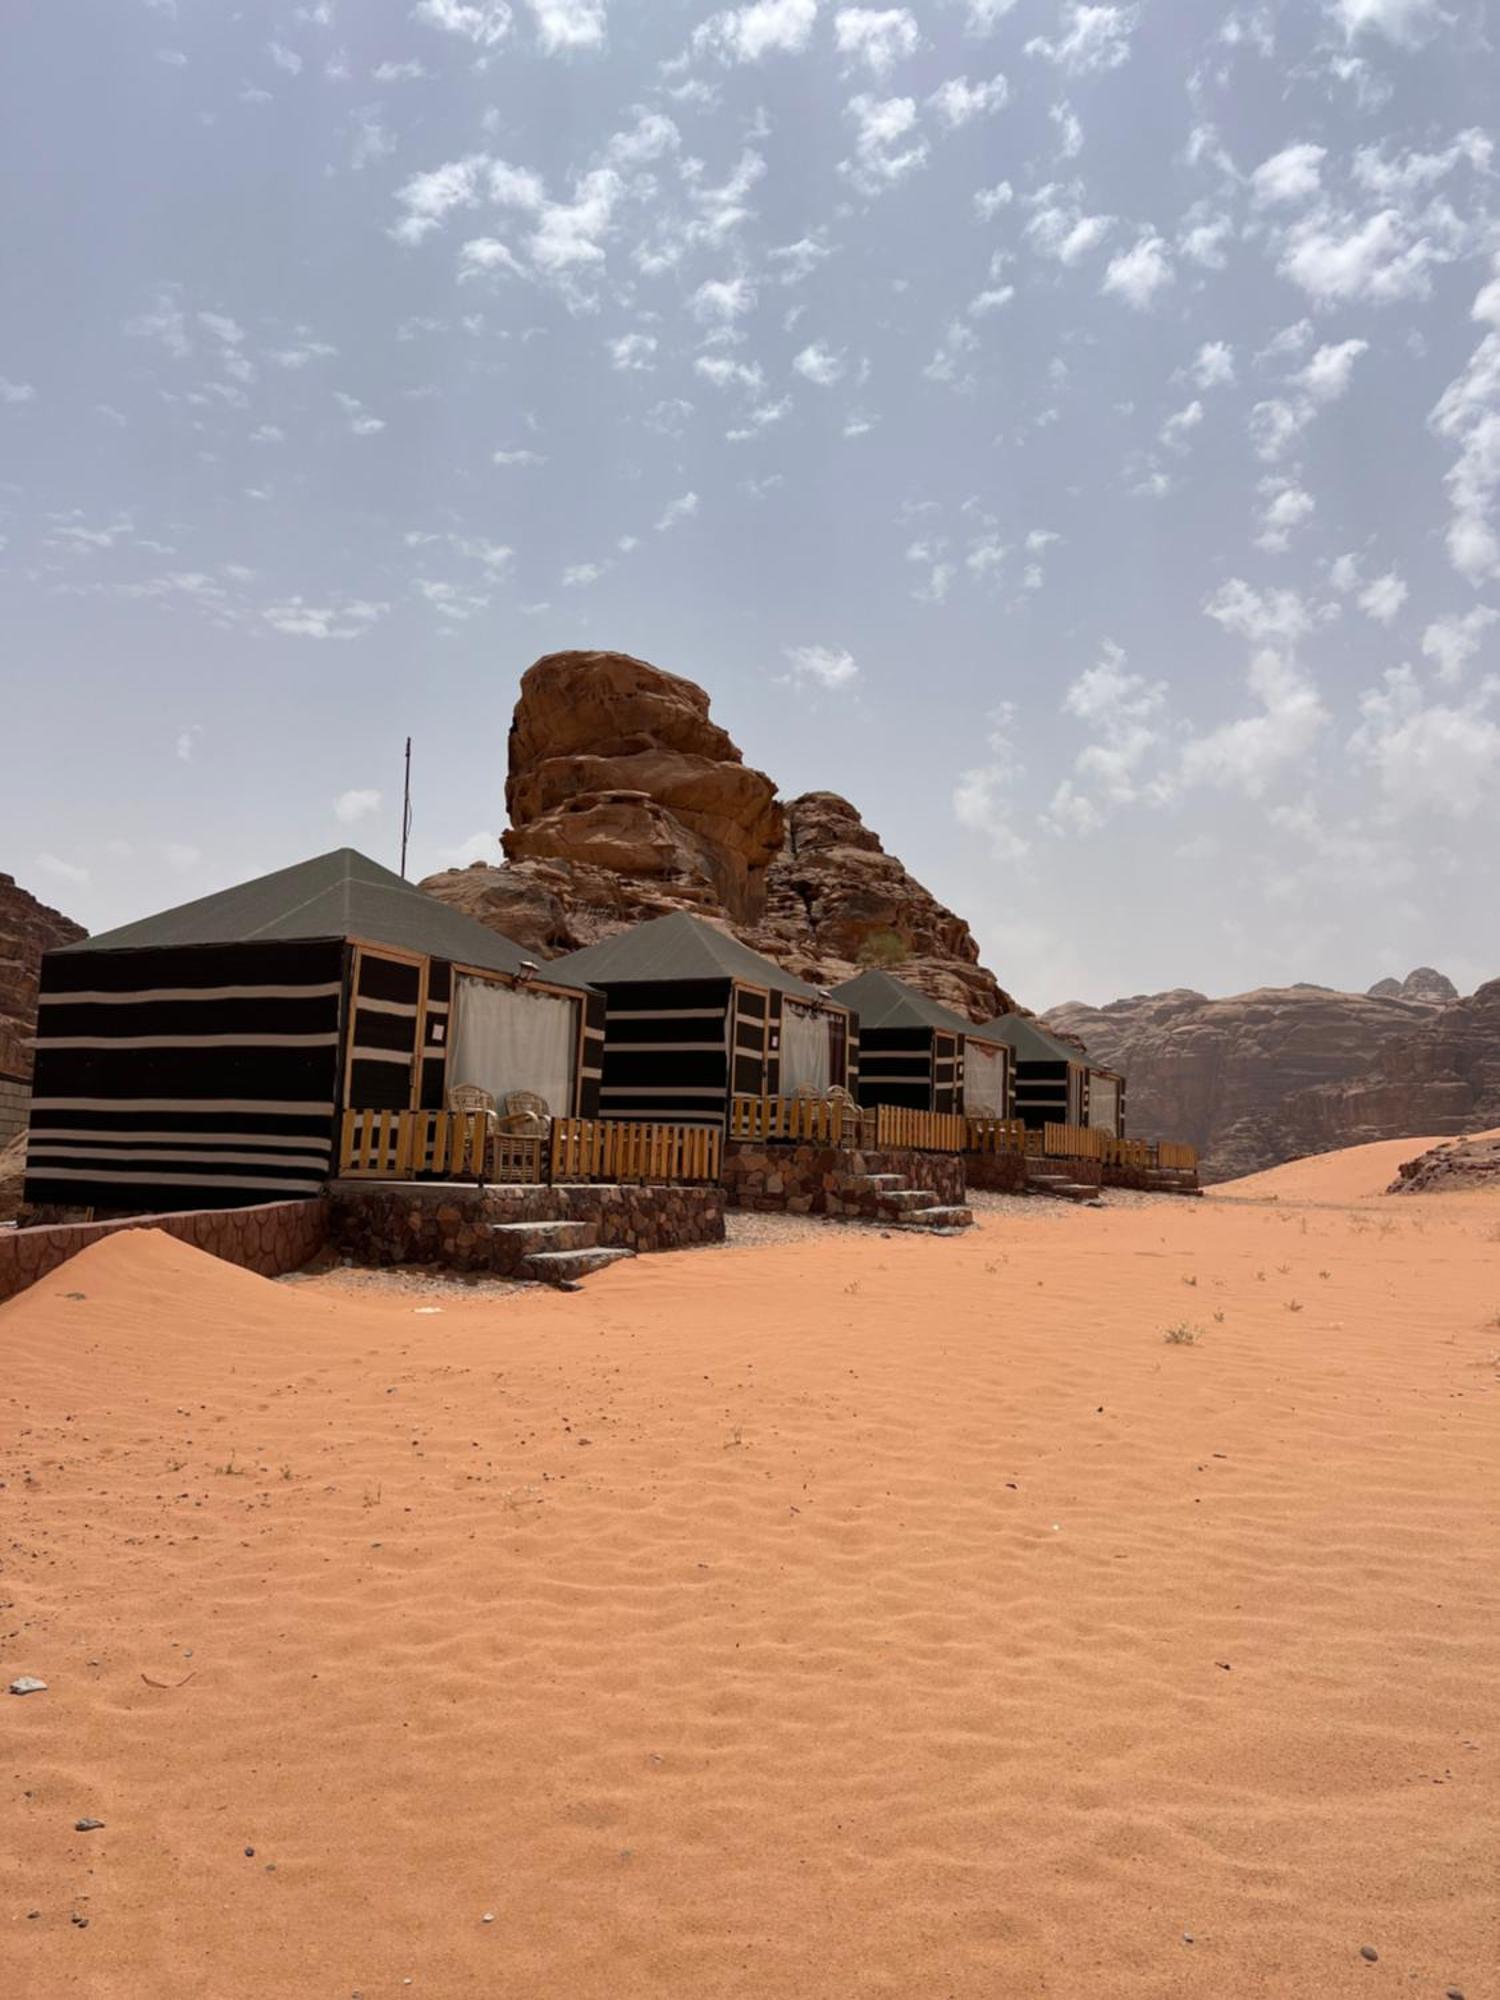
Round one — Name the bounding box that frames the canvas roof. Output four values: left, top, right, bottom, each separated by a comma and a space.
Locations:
551, 911, 827, 1001
974, 1012, 1092, 1067
830, 968, 976, 1037
55, 848, 588, 988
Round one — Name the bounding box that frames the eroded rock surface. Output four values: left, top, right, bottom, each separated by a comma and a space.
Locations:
422, 652, 1012, 1019
1, 874, 86, 1079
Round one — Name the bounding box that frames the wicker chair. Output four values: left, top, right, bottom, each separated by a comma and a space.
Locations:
494, 1089, 550, 1183
824, 1083, 861, 1144
447, 1083, 497, 1119
499, 1089, 551, 1137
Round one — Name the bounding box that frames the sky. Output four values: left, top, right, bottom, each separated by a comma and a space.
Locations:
2, 0, 1498, 1011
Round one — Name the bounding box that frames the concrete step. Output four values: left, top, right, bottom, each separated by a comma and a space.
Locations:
490, 1219, 599, 1254
519, 1246, 636, 1289
896, 1205, 974, 1231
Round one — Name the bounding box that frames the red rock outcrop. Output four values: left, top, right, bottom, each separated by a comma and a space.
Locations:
422, 652, 1012, 1019
1, 873, 86, 1079
1367, 967, 1459, 1005
1388, 1129, 1500, 1194
1046, 974, 1500, 1182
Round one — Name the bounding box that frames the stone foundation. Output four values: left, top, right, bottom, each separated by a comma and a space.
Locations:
722, 1142, 966, 1218
963, 1151, 1028, 1194
0, 1197, 328, 1305
327, 1179, 725, 1275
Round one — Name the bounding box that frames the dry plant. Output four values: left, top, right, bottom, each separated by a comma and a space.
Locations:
1162, 1322, 1203, 1346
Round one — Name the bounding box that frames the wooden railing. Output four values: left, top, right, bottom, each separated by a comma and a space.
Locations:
964, 1116, 1028, 1156
729, 1095, 859, 1145
339, 1108, 489, 1179
875, 1105, 969, 1153
1043, 1122, 1109, 1161
551, 1118, 723, 1184
1156, 1140, 1199, 1172
1101, 1136, 1153, 1171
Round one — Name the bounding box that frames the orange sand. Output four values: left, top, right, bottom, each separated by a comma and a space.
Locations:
1215, 1128, 1500, 1204
4, 1157, 1499, 1999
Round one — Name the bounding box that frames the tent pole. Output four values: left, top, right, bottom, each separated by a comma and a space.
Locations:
399, 736, 412, 878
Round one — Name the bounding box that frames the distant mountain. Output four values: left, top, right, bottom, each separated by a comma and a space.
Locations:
1045, 971, 1500, 1182
1, 873, 86, 1079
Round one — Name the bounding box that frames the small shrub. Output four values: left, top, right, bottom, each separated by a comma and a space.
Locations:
1286, 1299, 1304, 1313
1163, 1323, 1202, 1346
858, 929, 910, 968
1182, 1274, 1198, 1287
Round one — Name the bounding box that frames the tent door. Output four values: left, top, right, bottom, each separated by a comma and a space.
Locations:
345, 948, 423, 1109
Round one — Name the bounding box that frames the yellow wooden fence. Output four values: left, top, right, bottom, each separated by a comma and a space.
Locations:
339, 1108, 489, 1179
1156, 1140, 1199, 1171
550, 1118, 723, 1184
875, 1104, 969, 1153
1043, 1122, 1109, 1161
729, 1096, 857, 1145
964, 1116, 1029, 1156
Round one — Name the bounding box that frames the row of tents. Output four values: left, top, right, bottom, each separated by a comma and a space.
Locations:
22, 847, 1121, 1213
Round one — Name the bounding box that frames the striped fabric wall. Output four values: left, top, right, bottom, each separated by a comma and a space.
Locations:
579, 989, 606, 1119
855, 1027, 937, 1110
417, 959, 451, 1110
1013, 1058, 1073, 1132
596, 977, 733, 1128
345, 949, 421, 1110
932, 1031, 963, 1115
24, 939, 345, 1211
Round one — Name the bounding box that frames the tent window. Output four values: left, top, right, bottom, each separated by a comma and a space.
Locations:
964, 1041, 1005, 1117
448, 978, 577, 1115
780, 1001, 831, 1095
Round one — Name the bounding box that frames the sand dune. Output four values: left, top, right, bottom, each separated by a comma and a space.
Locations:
4, 1177, 1499, 1998
1214, 1129, 1500, 1204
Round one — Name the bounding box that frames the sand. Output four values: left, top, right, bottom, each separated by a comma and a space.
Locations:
3, 1150, 1498, 1998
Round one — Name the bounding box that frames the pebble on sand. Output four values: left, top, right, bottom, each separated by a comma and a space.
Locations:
1359, 1945, 1379, 1963
75, 1819, 105, 1832
9, 1676, 47, 1695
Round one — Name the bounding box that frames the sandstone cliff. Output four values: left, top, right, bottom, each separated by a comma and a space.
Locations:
1, 873, 86, 1079
422, 651, 1012, 1019
1389, 1129, 1500, 1194
1046, 973, 1500, 1181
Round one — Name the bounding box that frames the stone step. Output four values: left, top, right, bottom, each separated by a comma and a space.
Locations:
519, 1246, 636, 1289
874, 1187, 940, 1213
490, 1219, 599, 1255
896, 1205, 974, 1231
864, 1173, 908, 1188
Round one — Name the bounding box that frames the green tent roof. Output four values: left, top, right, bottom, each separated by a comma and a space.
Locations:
974, 1012, 1091, 1067
56, 847, 587, 987
830, 968, 976, 1037
551, 911, 826, 1000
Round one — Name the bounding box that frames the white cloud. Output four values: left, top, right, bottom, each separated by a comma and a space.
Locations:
1191, 341, 1235, 390
37, 853, 91, 887
1204, 577, 1317, 649
562, 561, 603, 586
1026, 4, 1139, 76
1357, 570, 1408, 624
1278, 203, 1462, 308
1248, 397, 1311, 462
1298, 337, 1368, 401
609, 332, 657, 369
1255, 478, 1316, 553
954, 704, 1029, 860
527, 0, 607, 52
334, 390, 386, 435
1421, 606, 1497, 683
492, 446, 546, 465
691, 275, 755, 322
1429, 279, 1500, 585
391, 155, 489, 244
1049, 641, 1168, 827
263, 597, 389, 639
834, 8, 919, 76
1179, 649, 1328, 796
1026, 187, 1113, 264
1102, 233, 1173, 310
785, 643, 859, 689
793, 341, 846, 385
1350, 666, 1500, 815
843, 93, 929, 193
413, 0, 514, 46
373, 59, 431, 80
927, 74, 1008, 127
1327, 0, 1441, 44
974, 181, 1013, 220
0, 376, 37, 404
693, 0, 819, 63
963, 0, 1017, 28
175, 724, 203, 762
655, 490, 699, 530
1160, 400, 1203, 451
335, 787, 383, 823
1250, 142, 1325, 207
696, 353, 765, 392
267, 40, 304, 74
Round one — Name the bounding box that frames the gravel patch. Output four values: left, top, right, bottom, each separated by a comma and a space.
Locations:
277, 1258, 530, 1300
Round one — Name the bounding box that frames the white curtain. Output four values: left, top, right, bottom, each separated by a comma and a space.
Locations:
964, 1040, 1005, 1117
1088, 1075, 1121, 1135
448, 977, 578, 1116
780, 1002, 831, 1094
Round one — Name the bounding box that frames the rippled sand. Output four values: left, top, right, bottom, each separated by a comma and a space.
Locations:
4, 1152, 1498, 1997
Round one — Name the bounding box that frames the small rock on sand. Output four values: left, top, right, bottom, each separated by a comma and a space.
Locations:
9, 1676, 47, 1695
1359, 1945, 1379, 1963
75, 1819, 105, 1832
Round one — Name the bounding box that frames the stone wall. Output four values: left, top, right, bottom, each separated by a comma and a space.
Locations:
0, 1197, 327, 1305
722, 1142, 966, 1217
0, 1072, 26, 1150
963, 1151, 1027, 1194
328, 1179, 725, 1275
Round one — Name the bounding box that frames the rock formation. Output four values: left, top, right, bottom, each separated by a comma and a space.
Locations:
1388, 1129, 1500, 1194
1046, 972, 1500, 1182
422, 651, 1012, 1019
1, 873, 86, 1079
1366, 967, 1459, 1006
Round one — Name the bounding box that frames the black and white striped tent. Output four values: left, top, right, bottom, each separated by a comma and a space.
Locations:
830, 969, 1008, 1116
972, 1014, 1124, 1135
550, 912, 857, 1130
24, 848, 601, 1214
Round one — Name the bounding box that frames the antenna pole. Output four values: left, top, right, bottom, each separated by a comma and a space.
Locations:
400, 736, 412, 878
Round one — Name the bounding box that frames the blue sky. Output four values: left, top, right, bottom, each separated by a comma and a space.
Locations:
2, 0, 1497, 1007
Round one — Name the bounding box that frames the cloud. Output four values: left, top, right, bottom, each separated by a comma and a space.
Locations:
0, 375, 37, 404
974, 181, 1013, 220
1421, 606, 1497, 683
1298, 337, 1368, 401
562, 562, 604, 585
1204, 577, 1318, 649
1429, 275, 1500, 585
263, 597, 389, 639
785, 643, 859, 688
335, 788, 383, 824
693, 0, 819, 63
492, 446, 545, 464
413, 0, 514, 45
1026, 4, 1139, 76
691, 274, 756, 322
927, 74, 1008, 127
1357, 571, 1408, 624
1048, 641, 1168, 828
1190, 341, 1235, 389
842, 93, 928, 193
1160, 400, 1203, 451
1179, 650, 1328, 796
609, 332, 658, 369
334, 390, 386, 435
655, 490, 699, 530
175, 723, 203, 762
793, 341, 846, 385
696, 353, 765, 392
527, 0, 607, 51
1250, 143, 1325, 207
1102, 233, 1173, 309
1026, 187, 1113, 264
953, 704, 1029, 860
1327, 0, 1441, 44
391, 155, 490, 244
267, 40, 303, 74
1254, 478, 1316, 553
1350, 666, 1500, 815
37, 853, 91, 887
834, 8, 920, 76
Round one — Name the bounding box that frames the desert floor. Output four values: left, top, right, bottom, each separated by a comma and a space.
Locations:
3, 1142, 1498, 1998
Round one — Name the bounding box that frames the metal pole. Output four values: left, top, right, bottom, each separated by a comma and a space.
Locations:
400, 735, 412, 878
